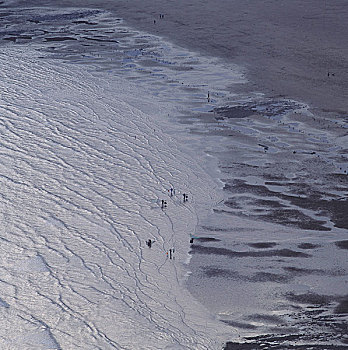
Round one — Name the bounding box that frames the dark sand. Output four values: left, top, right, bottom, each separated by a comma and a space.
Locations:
40, 0, 348, 115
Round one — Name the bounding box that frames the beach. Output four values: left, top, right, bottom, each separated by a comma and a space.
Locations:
0, 0, 347, 348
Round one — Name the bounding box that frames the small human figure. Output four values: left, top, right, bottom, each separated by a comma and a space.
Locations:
154, 19, 156, 24
207, 91, 210, 103
190, 238, 194, 243
146, 239, 152, 248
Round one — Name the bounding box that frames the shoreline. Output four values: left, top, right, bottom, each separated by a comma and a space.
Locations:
48, 0, 348, 115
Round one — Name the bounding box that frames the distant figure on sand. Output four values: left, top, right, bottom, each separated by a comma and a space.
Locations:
166, 249, 175, 259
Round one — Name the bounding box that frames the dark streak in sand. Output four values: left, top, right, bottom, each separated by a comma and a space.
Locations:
203, 267, 291, 283
222, 320, 257, 330
213, 106, 257, 120
282, 266, 327, 276
190, 245, 310, 258
82, 36, 118, 43
334, 295, 348, 314
248, 242, 277, 249
72, 20, 98, 25
200, 225, 239, 232
194, 237, 221, 243
335, 240, 348, 250
297, 242, 320, 249
285, 292, 333, 305
254, 199, 287, 208
45, 36, 77, 42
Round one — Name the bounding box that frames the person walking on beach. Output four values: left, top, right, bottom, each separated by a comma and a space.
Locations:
166, 248, 175, 259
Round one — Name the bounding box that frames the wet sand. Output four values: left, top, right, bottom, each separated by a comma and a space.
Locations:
46, 0, 348, 115
128, 0, 348, 115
